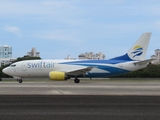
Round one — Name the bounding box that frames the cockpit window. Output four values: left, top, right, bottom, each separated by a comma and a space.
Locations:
10, 64, 16, 67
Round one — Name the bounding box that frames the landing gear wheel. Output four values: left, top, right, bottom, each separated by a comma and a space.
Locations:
74, 78, 80, 83
18, 79, 22, 83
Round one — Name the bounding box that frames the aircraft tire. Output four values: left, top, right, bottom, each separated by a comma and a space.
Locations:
19, 79, 22, 83
74, 78, 80, 83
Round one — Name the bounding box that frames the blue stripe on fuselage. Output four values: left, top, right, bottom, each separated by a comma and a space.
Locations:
60, 54, 133, 77
60, 62, 130, 77
61, 59, 129, 65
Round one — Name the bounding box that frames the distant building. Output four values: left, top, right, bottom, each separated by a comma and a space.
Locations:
0, 58, 16, 67
27, 48, 40, 57
0, 45, 12, 58
0, 45, 14, 67
151, 49, 160, 65
64, 55, 76, 60
78, 52, 105, 60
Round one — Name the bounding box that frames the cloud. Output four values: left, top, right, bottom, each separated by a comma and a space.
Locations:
4, 26, 22, 37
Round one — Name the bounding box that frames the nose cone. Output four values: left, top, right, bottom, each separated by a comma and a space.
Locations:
2, 68, 8, 74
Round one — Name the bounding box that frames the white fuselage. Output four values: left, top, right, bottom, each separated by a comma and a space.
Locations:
2, 59, 147, 79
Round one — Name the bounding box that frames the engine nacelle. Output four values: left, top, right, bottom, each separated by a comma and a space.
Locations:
49, 71, 68, 81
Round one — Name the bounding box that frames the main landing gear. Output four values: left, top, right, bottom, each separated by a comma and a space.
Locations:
74, 78, 80, 83
17, 79, 23, 83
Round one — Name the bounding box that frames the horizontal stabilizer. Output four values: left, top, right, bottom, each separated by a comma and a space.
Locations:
133, 59, 155, 65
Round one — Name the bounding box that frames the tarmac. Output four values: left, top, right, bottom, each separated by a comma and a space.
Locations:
0, 95, 160, 120
0, 79, 160, 120
0, 79, 160, 95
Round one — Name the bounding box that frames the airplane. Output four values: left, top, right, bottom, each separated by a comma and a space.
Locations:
2, 32, 154, 83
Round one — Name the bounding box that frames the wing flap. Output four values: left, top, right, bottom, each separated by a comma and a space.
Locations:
66, 66, 94, 76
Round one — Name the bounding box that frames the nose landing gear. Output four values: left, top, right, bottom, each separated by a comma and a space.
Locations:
17, 79, 23, 83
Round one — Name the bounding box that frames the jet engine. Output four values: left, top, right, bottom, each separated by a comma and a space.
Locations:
49, 71, 69, 81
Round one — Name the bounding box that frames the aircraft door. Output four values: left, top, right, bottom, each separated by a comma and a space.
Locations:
22, 63, 27, 71
118, 63, 124, 72
14, 67, 16, 73
119, 63, 123, 68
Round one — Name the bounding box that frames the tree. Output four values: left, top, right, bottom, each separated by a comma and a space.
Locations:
15, 55, 41, 62
114, 64, 160, 78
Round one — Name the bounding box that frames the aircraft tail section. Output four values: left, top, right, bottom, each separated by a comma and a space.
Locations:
110, 32, 152, 61
127, 32, 151, 61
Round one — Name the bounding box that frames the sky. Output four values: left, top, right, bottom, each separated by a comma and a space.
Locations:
0, 0, 160, 59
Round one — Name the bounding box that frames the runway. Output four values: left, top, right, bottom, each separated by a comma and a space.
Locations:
0, 80, 160, 120
0, 80, 160, 95
0, 95, 160, 120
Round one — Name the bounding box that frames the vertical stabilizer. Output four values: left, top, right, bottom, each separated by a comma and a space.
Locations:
127, 32, 151, 61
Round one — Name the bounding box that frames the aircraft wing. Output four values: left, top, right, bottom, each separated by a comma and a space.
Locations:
66, 66, 94, 76
133, 59, 155, 65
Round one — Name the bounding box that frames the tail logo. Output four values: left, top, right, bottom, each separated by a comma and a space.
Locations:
131, 46, 143, 58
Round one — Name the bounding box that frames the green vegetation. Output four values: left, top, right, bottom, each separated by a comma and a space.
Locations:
0, 56, 41, 78
0, 65, 10, 78
15, 55, 41, 62
114, 64, 160, 78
